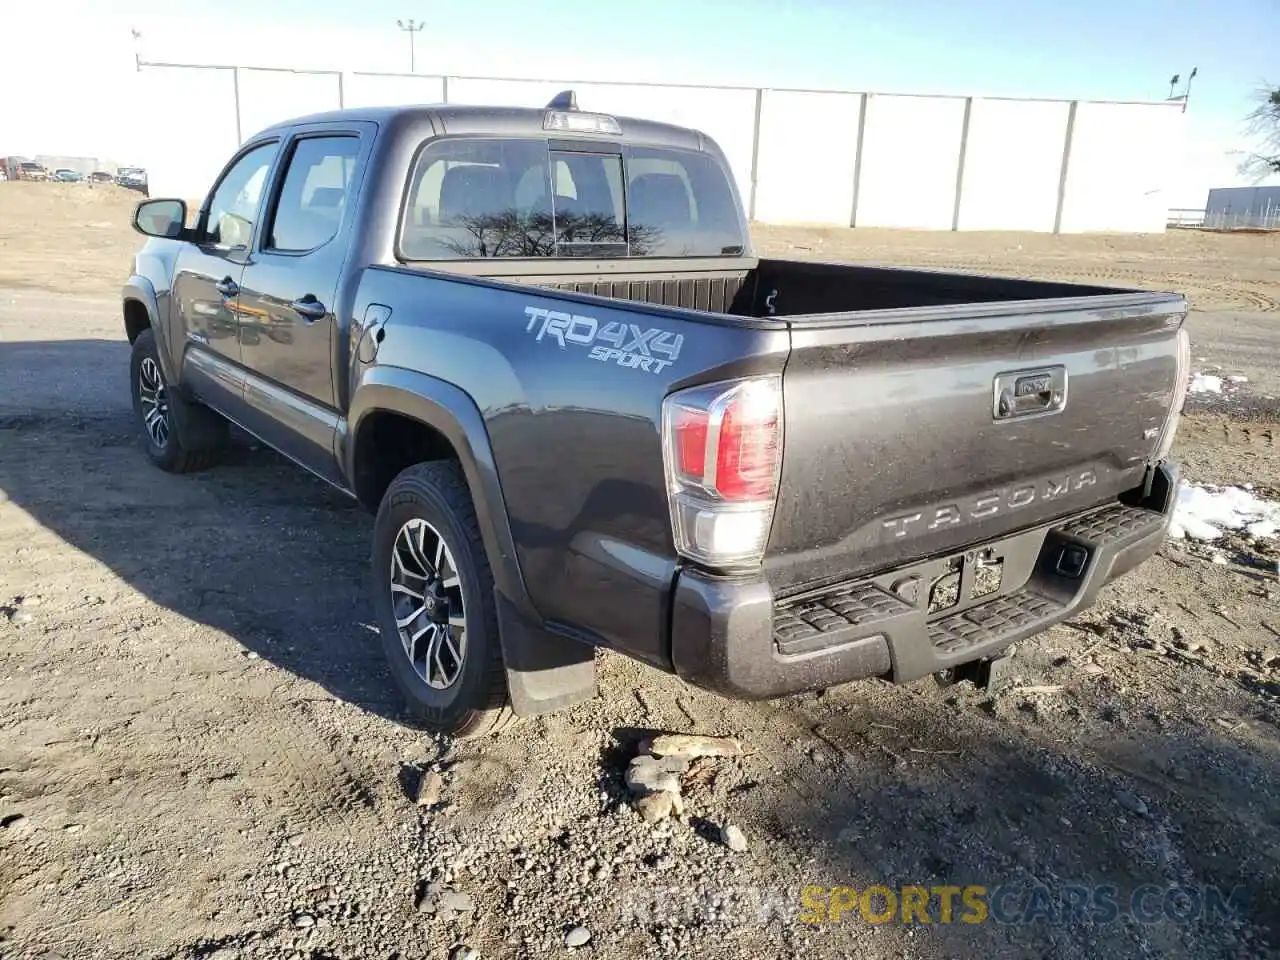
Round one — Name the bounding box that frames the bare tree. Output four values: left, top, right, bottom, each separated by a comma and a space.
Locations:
436, 210, 663, 259
1240, 85, 1280, 179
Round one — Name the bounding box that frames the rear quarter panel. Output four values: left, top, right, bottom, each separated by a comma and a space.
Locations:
351, 266, 788, 669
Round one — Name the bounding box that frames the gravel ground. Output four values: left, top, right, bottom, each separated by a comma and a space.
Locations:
0, 183, 1278, 960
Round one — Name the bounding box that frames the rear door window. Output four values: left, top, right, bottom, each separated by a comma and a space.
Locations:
266, 136, 360, 252
399, 138, 745, 260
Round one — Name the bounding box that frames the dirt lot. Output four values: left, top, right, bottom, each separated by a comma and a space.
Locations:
1, 181, 1278, 960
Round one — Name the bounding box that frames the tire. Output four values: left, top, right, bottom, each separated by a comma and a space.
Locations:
129, 329, 226, 473
372, 461, 515, 739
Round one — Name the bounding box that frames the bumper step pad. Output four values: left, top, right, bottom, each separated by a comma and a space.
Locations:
1056, 503, 1165, 547
773, 582, 913, 656
928, 592, 1065, 656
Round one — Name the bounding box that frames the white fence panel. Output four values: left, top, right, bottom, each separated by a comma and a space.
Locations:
236, 69, 342, 142
344, 73, 447, 108
136, 66, 239, 201
957, 99, 1069, 232
855, 95, 966, 230
1058, 102, 1184, 233
753, 89, 861, 226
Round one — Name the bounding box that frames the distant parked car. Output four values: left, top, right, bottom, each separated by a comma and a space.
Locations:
17, 162, 48, 181
90, 171, 114, 184
52, 169, 84, 183
116, 167, 149, 196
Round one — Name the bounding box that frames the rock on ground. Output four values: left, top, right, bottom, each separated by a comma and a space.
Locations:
646, 733, 744, 760
720, 824, 749, 852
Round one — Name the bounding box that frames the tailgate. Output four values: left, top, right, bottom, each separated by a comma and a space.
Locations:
766, 293, 1188, 595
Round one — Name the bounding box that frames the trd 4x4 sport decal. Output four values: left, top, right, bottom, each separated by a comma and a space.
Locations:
524, 306, 683, 374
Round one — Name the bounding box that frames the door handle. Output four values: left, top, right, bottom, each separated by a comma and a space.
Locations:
215, 276, 239, 297
292, 295, 328, 322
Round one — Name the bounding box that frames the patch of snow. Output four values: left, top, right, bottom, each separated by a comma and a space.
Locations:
1168, 483, 1280, 541
1247, 520, 1278, 539
1227, 375, 1249, 383
1188, 374, 1223, 395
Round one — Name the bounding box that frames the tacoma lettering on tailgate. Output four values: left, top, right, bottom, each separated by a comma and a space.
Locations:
524, 306, 683, 374
881, 468, 1099, 540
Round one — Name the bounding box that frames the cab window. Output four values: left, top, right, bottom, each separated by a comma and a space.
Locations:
399, 137, 746, 260
203, 142, 276, 249
266, 136, 360, 252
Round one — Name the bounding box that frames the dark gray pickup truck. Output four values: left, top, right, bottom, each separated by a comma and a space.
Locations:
123, 93, 1190, 737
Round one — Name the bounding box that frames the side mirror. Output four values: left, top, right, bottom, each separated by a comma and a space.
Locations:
133, 199, 187, 239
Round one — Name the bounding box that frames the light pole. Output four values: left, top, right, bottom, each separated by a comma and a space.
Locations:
1167, 67, 1198, 113
397, 19, 425, 73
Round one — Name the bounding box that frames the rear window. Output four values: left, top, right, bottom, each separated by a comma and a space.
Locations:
399, 138, 744, 260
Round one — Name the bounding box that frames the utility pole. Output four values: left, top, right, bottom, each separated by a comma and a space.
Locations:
397, 19, 425, 73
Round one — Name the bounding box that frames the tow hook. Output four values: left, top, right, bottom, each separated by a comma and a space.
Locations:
934, 644, 1017, 694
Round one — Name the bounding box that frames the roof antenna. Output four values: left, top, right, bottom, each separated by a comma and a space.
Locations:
546, 90, 578, 111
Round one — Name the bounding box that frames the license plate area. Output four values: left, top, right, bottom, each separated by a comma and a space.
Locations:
925, 548, 1004, 616
866, 527, 1050, 620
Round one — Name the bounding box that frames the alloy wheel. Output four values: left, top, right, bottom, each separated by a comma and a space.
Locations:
390, 518, 467, 689
138, 356, 170, 448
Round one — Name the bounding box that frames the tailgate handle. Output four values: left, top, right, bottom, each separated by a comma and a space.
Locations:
994, 366, 1067, 420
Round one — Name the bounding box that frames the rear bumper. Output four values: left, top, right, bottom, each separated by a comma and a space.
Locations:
670, 462, 1179, 700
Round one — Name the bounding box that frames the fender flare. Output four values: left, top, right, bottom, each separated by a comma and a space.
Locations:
121, 276, 181, 388
346, 367, 598, 717
346, 366, 536, 621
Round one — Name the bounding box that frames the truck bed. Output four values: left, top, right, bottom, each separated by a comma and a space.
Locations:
463, 256, 1134, 320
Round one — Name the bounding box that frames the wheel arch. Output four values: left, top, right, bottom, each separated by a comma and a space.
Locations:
348, 367, 598, 719
346, 368, 535, 621
122, 275, 180, 387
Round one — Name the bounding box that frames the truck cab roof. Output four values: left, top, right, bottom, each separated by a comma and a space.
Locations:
251, 99, 708, 155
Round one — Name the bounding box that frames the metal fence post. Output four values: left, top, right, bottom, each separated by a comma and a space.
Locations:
232, 66, 243, 144
1052, 101, 1078, 234
443, 76, 451, 103
849, 93, 869, 228
951, 97, 973, 231
337, 71, 345, 109
747, 88, 764, 221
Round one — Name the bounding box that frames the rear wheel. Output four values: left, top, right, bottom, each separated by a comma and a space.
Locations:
129, 329, 226, 473
372, 461, 514, 739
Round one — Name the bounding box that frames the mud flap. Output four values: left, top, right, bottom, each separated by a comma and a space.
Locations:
495, 591, 597, 717
167, 388, 227, 452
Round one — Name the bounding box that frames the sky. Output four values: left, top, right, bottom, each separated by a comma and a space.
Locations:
3, 0, 1278, 207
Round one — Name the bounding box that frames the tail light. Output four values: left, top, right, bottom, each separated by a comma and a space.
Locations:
661, 376, 782, 567
1152, 325, 1190, 461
